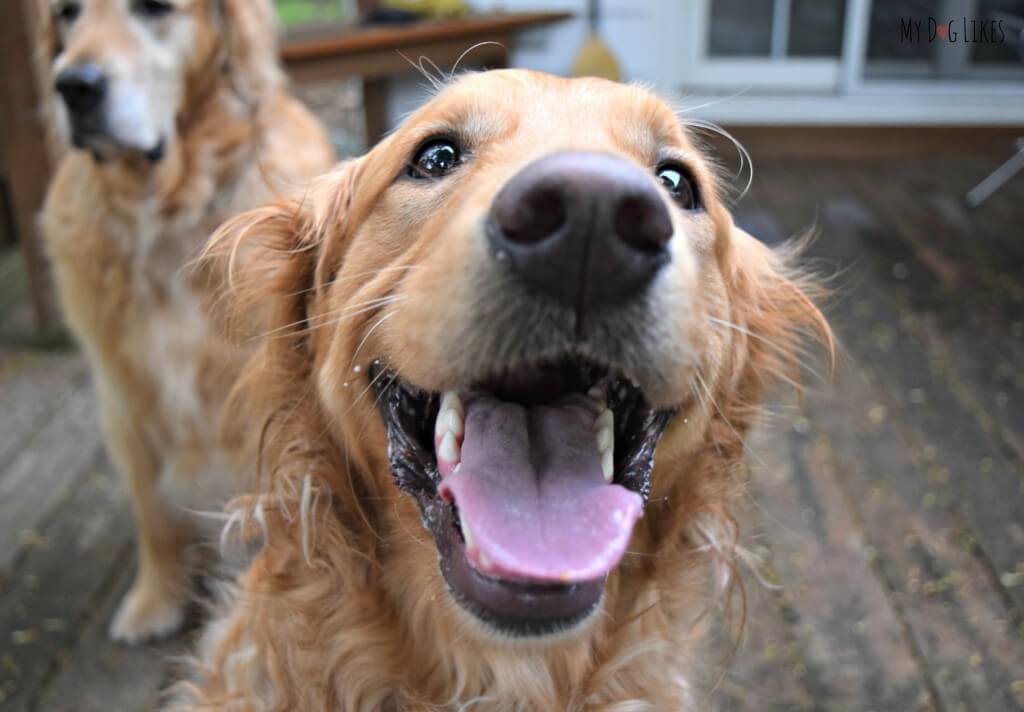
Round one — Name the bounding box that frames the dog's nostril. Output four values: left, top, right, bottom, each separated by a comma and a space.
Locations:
614, 194, 673, 254
488, 151, 673, 320
55, 64, 108, 113
494, 185, 566, 245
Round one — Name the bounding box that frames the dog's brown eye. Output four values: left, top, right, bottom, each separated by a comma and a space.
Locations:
656, 163, 700, 210
410, 139, 461, 179
136, 0, 174, 18
57, 2, 81, 22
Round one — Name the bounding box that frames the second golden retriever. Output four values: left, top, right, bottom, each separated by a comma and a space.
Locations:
39, 0, 335, 642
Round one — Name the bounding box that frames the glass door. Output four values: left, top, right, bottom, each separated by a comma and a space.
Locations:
842, 0, 1024, 93
678, 0, 848, 91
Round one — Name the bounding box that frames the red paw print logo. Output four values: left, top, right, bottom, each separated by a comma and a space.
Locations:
936, 24, 948, 38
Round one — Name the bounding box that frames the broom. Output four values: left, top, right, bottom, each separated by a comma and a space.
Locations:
571, 0, 621, 81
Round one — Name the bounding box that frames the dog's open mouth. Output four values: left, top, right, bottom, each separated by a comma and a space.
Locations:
370, 357, 673, 635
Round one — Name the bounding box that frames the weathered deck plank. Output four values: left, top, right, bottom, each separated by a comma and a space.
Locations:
744, 415, 936, 711
820, 162, 1024, 620
34, 563, 188, 712
0, 352, 87, 477
748, 159, 1024, 709
0, 382, 104, 574
0, 459, 136, 709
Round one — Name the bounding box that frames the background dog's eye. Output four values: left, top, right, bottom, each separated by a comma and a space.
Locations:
409, 139, 462, 179
57, 2, 81, 22
656, 163, 700, 210
135, 0, 174, 18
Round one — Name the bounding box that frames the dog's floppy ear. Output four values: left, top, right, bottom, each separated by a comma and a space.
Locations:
32, 0, 70, 161
218, 0, 284, 103
203, 159, 362, 349
201, 158, 360, 472
33, 0, 62, 59
724, 223, 834, 400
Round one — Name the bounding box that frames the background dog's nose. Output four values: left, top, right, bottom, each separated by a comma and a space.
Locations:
488, 151, 672, 317
55, 64, 108, 113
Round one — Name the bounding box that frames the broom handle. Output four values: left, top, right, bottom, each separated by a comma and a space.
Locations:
587, 0, 599, 34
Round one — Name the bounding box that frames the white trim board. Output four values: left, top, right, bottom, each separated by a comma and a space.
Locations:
677, 92, 1024, 126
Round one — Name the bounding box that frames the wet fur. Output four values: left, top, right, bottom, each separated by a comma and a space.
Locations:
173, 71, 831, 710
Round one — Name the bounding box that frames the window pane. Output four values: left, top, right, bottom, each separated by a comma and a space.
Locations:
708, 0, 775, 57
788, 0, 847, 56
864, 0, 1024, 80
974, 0, 1024, 63
866, 0, 939, 62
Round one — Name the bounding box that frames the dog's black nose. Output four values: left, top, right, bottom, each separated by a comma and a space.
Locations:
488, 151, 672, 317
55, 64, 108, 113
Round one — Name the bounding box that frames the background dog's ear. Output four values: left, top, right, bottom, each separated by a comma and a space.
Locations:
32, 0, 70, 161
34, 0, 62, 59
218, 0, 284, 104
725, 224, 834, 401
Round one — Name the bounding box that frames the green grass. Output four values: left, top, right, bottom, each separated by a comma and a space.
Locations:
276, 0, 352, 26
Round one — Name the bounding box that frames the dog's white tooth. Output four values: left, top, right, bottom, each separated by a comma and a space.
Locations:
595, 425, 613, 452
460, 513, 475, 551
602, 449, 614, 482
438, 431, 460, 464
444, 408, 464, 437
479, 551, 493, 570
440, 391, 464, 416
434, 396, 465, 440
593, 408, 613, 433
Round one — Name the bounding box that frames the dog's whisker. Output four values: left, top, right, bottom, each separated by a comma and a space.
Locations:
349, 309, 398, 372
254, 295, 404, 342
449, 41, 506, 80
347, 330, 401, 411
396, 50, 446, 93
284, 264, 421, 298
679, 116, 754, 201
306, 296, 406, 335
706, 315, 825, 386
391, 501, 434, 551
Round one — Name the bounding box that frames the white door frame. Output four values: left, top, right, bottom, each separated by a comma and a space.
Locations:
677, 0, 841, 91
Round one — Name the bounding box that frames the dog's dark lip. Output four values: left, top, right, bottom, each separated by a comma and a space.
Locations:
368, 356, 675, 636
69, 125, 166, 164
145, 138, 167, 163
433, 497, 605, 635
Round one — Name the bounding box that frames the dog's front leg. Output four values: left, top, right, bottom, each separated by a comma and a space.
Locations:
99, 392, 192, 643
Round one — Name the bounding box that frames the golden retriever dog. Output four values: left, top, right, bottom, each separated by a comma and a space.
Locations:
176, 69, 831, 710
38, 0, 334, 642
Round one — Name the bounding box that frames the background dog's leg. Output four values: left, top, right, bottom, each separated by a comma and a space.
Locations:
101, 403, 192, 644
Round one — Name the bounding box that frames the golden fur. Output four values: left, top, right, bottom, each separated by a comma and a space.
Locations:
175, 70, 831, 710
39, 0, 335, 642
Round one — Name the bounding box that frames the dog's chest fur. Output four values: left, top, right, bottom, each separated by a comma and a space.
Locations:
44, 148, 244, 453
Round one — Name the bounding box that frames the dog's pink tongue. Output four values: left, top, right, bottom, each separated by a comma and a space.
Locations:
439, 394, 642, 583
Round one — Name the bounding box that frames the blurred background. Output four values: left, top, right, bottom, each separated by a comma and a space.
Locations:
1, 0, 1023, 710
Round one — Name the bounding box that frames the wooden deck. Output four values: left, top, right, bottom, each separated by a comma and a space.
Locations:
1, 153, 1022, 711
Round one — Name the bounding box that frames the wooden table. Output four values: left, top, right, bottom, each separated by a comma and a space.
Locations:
281, 12, 572, 144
